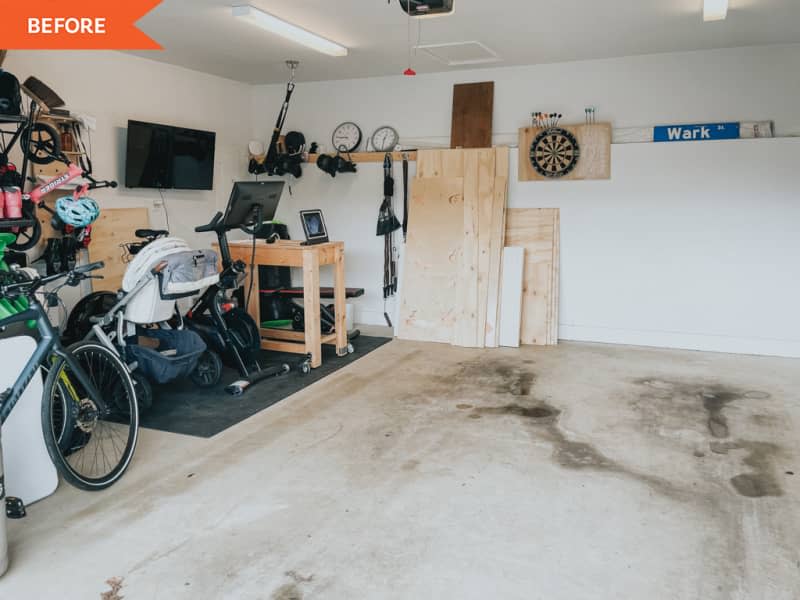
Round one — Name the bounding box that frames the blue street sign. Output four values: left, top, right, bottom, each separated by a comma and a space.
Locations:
653, 122, 740, 142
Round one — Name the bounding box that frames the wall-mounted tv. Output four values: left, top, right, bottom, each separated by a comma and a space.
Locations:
125, 120, 216, 190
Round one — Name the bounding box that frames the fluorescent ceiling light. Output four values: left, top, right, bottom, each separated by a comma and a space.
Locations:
704, 0, 728, 21
232, 5, 348, 57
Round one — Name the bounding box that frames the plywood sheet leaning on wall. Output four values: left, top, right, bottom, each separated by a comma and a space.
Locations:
505, 208, 560, 346
399, 147, 510, 347
484, 147, 510, 348
88, 208, 151, 292
397, 177, 465, 343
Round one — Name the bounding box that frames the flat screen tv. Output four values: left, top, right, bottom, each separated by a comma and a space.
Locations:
125, 120, 216, 190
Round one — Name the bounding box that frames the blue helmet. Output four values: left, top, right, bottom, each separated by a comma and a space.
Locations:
55, 196, 100, 227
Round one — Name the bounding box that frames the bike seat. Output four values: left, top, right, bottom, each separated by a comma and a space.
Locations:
135, 228, 169, 240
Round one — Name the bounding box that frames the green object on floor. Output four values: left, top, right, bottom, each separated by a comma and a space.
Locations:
0, 232, 34, 327
263, 319, 292, 328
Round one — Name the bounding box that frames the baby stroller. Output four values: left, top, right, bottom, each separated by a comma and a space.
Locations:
77, 236, 223, 410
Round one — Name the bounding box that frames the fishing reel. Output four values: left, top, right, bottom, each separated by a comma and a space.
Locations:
316, 150, 357, 178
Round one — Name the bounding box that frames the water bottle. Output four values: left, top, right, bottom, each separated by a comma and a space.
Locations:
3, 188, 21, 220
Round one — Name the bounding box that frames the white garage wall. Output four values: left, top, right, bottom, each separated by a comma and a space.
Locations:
6, 45, 799, 356
250, 44, 800, 357
4, 50, 253, 248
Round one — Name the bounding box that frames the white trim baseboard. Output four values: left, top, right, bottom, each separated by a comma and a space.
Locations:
559, 324, 800, 359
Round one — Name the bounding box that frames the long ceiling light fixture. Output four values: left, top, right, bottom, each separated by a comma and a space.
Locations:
232, 5, 348, 57
703, 0, 728, 22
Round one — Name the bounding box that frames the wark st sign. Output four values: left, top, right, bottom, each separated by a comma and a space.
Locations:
654, 122, 741, 142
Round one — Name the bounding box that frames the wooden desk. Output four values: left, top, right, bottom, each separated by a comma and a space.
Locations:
225, 240, 347, 369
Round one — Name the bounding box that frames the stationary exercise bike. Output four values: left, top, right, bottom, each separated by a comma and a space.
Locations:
185, 189, 291, 395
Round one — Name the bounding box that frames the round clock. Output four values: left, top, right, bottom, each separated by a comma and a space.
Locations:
529, 127, 580, 178
332, 122, 362, 153
371, 126, 400, 153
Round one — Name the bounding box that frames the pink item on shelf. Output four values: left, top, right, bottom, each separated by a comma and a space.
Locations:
3, 187, 22, 220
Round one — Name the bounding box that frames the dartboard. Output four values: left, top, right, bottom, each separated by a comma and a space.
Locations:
529, 127, 580, 178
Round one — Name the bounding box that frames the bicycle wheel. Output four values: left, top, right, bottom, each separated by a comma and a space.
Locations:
8, 206, 41, 252
21, 121, 61, 165
61, 291, 117, 345
42, 341, 139, 490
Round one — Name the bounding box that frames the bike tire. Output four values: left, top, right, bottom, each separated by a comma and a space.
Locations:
62, 291, 117, 345
21, 121, 61, 165
41, 341, 139, 491
9, 206, 41, 251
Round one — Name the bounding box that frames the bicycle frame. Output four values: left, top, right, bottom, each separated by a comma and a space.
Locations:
27, 162, 86, 206
0, 296, 105, 425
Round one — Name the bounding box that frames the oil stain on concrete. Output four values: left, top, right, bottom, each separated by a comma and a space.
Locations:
271, 583, 303, 600
632, 378, 783, 498
469, 401, 683, 498
445, 358, 695, 502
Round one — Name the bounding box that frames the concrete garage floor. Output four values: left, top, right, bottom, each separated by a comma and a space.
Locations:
3, 340, 799, 599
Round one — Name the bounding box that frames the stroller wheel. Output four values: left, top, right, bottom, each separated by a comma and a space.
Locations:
190, 350, 223, 388
131, 372, 153, 412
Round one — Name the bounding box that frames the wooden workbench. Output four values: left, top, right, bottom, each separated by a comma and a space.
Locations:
225, 240, 348, 369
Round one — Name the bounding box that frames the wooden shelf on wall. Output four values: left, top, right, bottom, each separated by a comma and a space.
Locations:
306, 151, 417, 164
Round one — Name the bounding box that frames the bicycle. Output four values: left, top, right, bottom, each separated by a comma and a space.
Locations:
0, 261, 139, 490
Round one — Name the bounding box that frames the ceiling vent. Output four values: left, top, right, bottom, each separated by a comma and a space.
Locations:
399, 0, 455, 17
415, 41, 500, 66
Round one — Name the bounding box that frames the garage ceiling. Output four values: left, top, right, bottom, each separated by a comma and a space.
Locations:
126, 0, 800, 84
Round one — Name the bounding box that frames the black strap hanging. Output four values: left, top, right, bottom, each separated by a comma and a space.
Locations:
265, 62, 297, 167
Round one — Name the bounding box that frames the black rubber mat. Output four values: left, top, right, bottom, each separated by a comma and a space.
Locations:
139, 335, 391, 438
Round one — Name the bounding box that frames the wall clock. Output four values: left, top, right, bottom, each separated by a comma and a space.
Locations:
332, 122, 362, 153
529, 127, 580, 178
371, 126, 400, 153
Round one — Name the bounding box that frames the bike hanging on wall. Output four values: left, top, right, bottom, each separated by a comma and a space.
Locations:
0, 76, 116, 251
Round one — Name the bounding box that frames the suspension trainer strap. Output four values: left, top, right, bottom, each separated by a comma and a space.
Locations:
266, 81, 295, 165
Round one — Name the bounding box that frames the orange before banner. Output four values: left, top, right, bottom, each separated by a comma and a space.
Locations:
1, 0, 162, 49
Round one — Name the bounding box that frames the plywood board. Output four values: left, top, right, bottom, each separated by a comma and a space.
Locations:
416, 149, 443, 178
398, 177, 464, 343
484, 175, 507, 348
551, 211, 561, 344
453, 151, 481, 348
473, 148, 496, 348
498, 247, 524, 348
451, 82, 494, 149
402, 147, 510, 347
88, 208, 150, 292
485, 147, 510, 346
505, 208, 558, 346
518, 123, 611, 182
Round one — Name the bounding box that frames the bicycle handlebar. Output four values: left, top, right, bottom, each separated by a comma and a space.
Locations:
0, 262, 105, 298
195, 211, 223, 233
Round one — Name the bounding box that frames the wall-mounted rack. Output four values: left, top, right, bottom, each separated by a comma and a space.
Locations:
306, 151, 417, 164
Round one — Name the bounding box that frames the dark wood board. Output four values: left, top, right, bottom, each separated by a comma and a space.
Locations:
451, 82, 494, 149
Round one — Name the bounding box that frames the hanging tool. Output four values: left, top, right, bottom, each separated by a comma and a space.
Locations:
377, 153, 401, 237
377, 153, 401, 326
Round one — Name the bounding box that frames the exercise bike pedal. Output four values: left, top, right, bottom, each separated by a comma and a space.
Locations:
224, 363, 291, 396
5, 496, 26, 519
